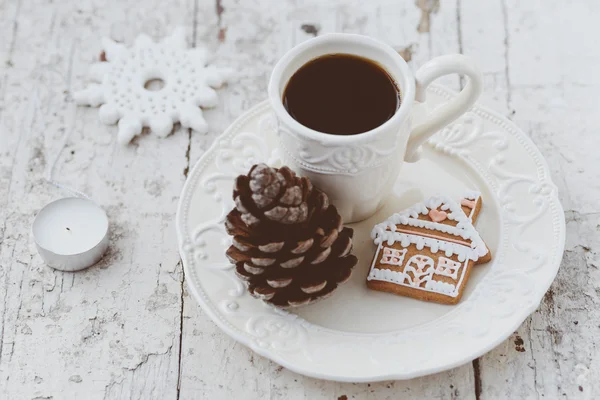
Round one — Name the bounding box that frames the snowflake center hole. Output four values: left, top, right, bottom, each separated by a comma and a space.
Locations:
144, 78, 166, 91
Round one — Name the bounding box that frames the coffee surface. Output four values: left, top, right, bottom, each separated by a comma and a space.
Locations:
282, 54, 400, 135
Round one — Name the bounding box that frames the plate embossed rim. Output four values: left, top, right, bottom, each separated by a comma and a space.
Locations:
176, 84, 565, 381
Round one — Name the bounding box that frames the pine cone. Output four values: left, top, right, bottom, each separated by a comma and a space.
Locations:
225, 164, 357, 307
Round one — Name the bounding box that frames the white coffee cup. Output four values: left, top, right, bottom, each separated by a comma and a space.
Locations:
268, 33, 483, 223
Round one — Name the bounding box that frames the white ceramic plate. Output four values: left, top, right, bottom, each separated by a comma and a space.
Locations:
176, 84, 565, 382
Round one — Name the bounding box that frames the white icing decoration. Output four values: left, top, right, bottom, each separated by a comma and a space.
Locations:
435, 257, 462, 280
425, 280, 456, 295
404, 255, 435, 286
375, 232, 478, 262
367, 193, 489, 299
381, 247, 407, 266
368, 267, 407, 285
460, 191, 481, 220
371, 195, 488, 261
367, 244, 468, 298
367, 245, 464, 297
367, 267, 459, 298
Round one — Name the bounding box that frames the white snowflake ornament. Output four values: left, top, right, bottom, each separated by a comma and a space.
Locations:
74, 27, 232, 144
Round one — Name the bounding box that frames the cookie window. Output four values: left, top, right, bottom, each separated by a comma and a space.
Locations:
380, 247, 407, 266
435, 257, 462, 280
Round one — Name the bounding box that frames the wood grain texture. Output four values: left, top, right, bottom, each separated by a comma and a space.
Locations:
473, 1, 600, 399
0, 0, 596, 399
0, 1, 194, 399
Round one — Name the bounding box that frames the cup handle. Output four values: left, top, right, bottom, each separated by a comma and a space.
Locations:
404, 54, 483, 162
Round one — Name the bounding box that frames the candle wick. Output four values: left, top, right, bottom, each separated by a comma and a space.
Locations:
66, 227, 71, 231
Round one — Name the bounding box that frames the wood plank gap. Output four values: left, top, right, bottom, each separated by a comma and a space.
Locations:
192, 0, 199, 48
0, 246, 16, 366
182, 0, 199, 179
472, 357, 482, 400
176, 1, 199, 398
175, 260, 185, 400
216, 0, 226, 42
182, 128, 192, 178
527, 324, 543, 399
6, 0, 22, 66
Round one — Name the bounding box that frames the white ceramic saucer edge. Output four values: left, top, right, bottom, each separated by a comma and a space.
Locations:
176, 84, 565, 382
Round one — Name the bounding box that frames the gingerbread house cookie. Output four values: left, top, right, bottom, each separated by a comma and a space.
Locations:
367, 191, 491, 305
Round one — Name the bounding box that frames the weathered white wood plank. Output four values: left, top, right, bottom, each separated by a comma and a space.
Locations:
0, 1, 195, 399
470, 0, 600, 399
457, 2, 511, 396
458, 0, 509, 114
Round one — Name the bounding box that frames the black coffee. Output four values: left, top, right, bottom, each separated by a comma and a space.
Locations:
282, 54, 400, 135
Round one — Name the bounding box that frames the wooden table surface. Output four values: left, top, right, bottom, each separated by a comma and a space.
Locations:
1, 0, 598, 399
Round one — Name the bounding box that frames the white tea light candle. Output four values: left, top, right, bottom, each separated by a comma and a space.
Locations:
32, 197, 109, 271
